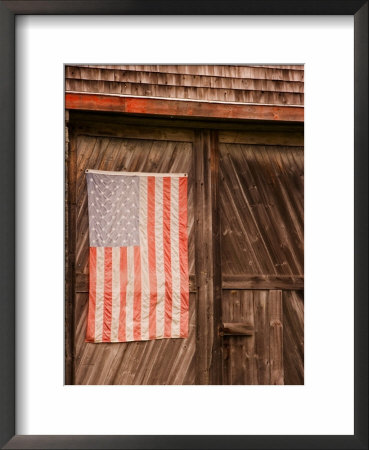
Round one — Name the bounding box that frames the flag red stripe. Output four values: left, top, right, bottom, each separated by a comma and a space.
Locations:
118, 247, 127, 341
163, 177, 172, 338
102, 247, 113, 342
179, 177, 189, 337
133, 246, 141, 340
86, 247, 97, 342
147, 177, 157, 339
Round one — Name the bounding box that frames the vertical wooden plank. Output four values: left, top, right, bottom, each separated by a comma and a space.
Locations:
210, 130, 223, 385
269, 290, 284, 384
240, 291, 257, 385
253, 290, 270, 384
65, 122, 76, 385
222, 290, 258, 385
194, 129, 222, 384
221, 289, 233, 385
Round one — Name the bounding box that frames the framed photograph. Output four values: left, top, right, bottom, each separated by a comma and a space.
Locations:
64, 64, 304, 387
1, 1, 367, 448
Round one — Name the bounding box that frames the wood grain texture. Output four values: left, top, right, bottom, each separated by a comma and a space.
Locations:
219, 129, 304, 147
269, 290, 284, 385
66, 79, 304, 106
66, 66, 304, 92
222, 274, 304, 290
222, 290, 257, 385
66, 93, 304, 123
75, 65, 304, 80
219, 131, 303, 385
253, 290, 270, 384
221, 322, 254, 336
72, 119, 195, 143
65, 117, 75, 385
222, 290, 284, 385
66, 64, 304, 106
66, 108, 304, 385
283, 290, 304, 385
193, 130, 223, 384
220, 142, 304, 277
72, 126, 196, 385
74, 292, 196, 385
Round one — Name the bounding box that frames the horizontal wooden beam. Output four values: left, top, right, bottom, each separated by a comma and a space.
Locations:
76, 273, 303, 292
221, 322, 254, 336
69, 110, 304, 133
71, 119, 195, 143
219, 129, 304, 147
222, 274, 304, 290
66, 93, 304, 123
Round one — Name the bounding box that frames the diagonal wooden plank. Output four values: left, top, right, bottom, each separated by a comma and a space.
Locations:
235, 144, 295, 275
283, 290, 304, 385
221, 149, 266, 273
245, 144, 303, 275
221, 143, 278, 274
258, 147, 303, 274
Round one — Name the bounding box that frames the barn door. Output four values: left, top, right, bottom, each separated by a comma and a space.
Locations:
219, 130, 304, 385
66, 114, 200, 385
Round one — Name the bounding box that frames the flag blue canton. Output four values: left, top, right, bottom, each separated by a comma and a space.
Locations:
87, 173, 140, 247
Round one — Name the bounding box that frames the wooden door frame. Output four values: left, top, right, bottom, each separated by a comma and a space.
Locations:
193, 129, 223, 384
65, 104, 304, 385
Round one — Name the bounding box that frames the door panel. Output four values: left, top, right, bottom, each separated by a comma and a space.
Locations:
220, 143, 304, 277
219, 138, 304, 385
72, 130, 196, 384
222, 289, 283, 385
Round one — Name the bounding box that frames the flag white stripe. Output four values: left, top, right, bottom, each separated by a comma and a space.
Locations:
125, 246, 134, 341
139, 177, 150, 341
94, 247, 105, 342
110, 247, 121, 341
170, 177, 181, 337
155, 177, 165, 339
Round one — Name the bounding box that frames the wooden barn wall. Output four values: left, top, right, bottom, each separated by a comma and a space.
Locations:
66, 111, 304, 385
65, 64, 304, 106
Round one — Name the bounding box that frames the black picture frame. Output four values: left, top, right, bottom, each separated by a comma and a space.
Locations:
0, 1, 367, 449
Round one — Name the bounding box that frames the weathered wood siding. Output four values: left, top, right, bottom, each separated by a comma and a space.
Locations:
219, 141, 304, 277
283, 290, 304, 384
66, 65, 304, 106
219, 131, 304, 385
222, 289, 284, 385
70, 121, 197, 384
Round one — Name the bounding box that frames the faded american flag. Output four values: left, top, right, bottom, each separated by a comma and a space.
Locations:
85, 169, 189, 343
